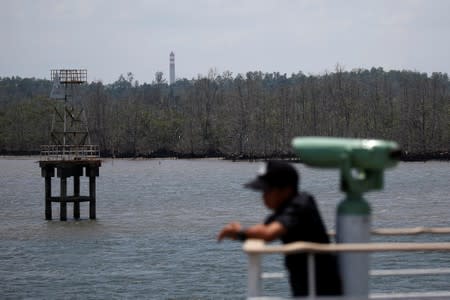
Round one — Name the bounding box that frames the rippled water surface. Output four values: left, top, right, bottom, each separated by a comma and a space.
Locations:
0, 157, 449, 299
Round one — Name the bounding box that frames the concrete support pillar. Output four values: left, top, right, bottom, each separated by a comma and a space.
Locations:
45, 176, 52, 220
89, 176, 96, 219
73, 175, 80, 219
60, 176, 67, 221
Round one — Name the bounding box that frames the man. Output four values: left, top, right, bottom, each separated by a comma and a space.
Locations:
217, 160, 342, 297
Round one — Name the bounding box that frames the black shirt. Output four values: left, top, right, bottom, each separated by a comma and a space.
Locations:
265, 191, 342, 296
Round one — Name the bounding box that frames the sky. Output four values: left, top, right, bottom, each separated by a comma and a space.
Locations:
1, 0, 450, 84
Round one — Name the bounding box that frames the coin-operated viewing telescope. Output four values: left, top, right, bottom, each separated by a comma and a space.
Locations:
292, 137, 401, 297
292, 137, 401, 194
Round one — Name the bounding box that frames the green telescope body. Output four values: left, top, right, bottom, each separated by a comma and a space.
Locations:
292, 137, 401, 194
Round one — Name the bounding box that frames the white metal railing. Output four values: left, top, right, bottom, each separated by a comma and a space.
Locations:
40, 145, 100, 161
243, 227, 450, 299
328, 226, 450, 236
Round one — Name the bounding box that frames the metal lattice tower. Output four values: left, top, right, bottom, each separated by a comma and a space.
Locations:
39, 69, 101, 221
41, 69, 99, 160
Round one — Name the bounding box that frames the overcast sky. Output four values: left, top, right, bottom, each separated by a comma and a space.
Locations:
2, 0, 450, 84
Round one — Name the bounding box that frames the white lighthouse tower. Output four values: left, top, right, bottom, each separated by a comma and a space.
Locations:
169, 52, 175, 85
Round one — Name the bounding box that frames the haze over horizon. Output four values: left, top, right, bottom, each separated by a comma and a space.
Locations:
2, 0, 450, 84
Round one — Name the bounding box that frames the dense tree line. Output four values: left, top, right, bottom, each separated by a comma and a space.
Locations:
0, 67, 449, 159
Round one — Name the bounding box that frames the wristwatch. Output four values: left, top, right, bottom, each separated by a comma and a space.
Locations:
235, 230, 247, 241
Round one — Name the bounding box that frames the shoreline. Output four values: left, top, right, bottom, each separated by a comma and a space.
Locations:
0, 150, 449, 162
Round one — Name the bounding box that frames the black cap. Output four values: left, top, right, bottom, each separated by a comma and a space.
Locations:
244, 161, 299, 191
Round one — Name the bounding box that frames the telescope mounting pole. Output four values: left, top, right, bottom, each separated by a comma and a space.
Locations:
336, 159, 371, 297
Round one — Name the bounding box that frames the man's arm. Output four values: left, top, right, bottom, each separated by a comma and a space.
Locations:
217, 221, 286, 242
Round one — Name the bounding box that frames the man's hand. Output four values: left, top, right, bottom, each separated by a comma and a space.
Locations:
217, 222, 242, 242
218, 221, 286, 242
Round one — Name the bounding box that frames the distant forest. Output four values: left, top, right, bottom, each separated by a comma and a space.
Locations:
0, 67, 449, 160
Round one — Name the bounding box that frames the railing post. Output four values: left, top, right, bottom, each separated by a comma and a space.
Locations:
307, 253, 316, 299
247, 253, 262, 298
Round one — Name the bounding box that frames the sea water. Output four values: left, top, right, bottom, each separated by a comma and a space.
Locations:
0, 157, 449, 299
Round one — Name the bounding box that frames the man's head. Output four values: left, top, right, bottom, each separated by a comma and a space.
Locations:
244, 161, 299, 209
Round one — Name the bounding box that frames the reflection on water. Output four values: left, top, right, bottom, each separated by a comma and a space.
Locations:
0, 157, 449, 298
